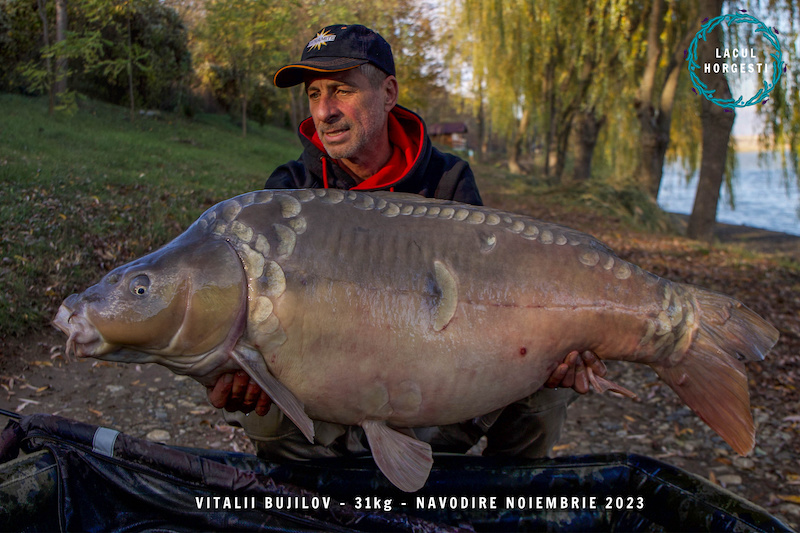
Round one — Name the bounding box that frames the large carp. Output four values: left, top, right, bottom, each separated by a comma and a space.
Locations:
54, 189, 779, 492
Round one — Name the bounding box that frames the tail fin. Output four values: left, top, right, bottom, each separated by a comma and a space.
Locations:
651, 287, 779, 456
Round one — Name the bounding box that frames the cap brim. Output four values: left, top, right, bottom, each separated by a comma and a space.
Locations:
273, 58, 368, 88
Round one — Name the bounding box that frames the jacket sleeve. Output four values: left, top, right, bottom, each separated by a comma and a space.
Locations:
432, 152, 484, 206
264, 160, 306, 189
450, 163, 483, 206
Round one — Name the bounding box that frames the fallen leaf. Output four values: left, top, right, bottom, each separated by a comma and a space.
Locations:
552, 443, 576, 452
777, 495, 800, 505
709, 471, 718, 485
16, 398, 40, 412
87, 408, 103, 417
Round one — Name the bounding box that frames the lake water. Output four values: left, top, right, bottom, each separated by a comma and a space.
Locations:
657, 151, 800, 236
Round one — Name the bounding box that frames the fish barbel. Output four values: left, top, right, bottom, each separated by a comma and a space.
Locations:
53, 189, 779, 492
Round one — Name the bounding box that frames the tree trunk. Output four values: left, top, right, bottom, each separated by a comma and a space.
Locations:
54, 0, 67, 98
36, 0, 54, 116
241, 94, 248, 138
686, 0, 735, 242
543, 59, 556, 180
288, 85, 306, 133
633, 0, 664, 195
552, 112, 572, 182
127, 14, 135, 122
570, 108, 605, 183
507, 107, 529, 174
476, 82, 486, 163
634, 0, 698, 198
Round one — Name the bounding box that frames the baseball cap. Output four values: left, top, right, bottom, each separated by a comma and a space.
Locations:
273, 24, 396, 88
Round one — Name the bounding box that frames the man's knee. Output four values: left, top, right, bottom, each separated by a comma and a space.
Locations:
484, 389, 578, 458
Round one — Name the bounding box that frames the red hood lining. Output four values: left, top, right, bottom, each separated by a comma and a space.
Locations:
298, 106, 424, 190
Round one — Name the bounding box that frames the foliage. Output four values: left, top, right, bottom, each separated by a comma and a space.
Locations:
747, 0, 800, 185
190, 0, 449, 132
0, 1, 44, 93
448, 0, 650, 179
0, 93, 300, 338
1, 0, 192, 112
90, 1, 188, 110
193, 0, 294, 136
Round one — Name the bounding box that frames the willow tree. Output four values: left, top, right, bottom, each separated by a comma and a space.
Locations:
752, 1, 800, 180
449, 0, 647, 181
631, 0, 703, 198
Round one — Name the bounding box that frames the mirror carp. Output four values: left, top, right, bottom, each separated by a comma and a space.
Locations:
54, 189, 779, 492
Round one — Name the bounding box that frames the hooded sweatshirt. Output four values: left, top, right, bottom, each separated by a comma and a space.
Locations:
264, 105, 483, 206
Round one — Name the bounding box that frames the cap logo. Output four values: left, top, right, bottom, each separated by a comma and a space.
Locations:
307, 29, 336, 51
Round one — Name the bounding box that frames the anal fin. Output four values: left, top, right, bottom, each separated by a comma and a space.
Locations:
362, 420, 433, 492
232, 344, 315, 443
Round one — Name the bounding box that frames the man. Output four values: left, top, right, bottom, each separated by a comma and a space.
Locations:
208, 24, 604, 460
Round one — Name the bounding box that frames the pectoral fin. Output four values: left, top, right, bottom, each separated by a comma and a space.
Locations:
362, 420, 433, 492
232, 344, 315, 443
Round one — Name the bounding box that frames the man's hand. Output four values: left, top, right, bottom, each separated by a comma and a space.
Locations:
207, 372, 272, 416
545, 350, 607, 394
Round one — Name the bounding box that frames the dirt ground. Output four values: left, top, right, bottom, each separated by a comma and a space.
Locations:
1, 216, 799, 530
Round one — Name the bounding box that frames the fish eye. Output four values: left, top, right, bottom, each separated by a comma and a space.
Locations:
130, 275, 150, 296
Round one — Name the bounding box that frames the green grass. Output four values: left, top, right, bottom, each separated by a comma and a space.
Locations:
0, 93, 301, 338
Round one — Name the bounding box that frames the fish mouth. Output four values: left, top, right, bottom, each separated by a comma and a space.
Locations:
53, 301, 114, 361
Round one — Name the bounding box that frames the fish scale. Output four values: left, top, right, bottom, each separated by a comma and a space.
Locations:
54, 189, 779, 492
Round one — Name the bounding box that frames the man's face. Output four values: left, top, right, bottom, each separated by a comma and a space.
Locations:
305, 68, 391, 161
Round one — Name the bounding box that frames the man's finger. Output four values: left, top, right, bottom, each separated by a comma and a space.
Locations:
580, 350, 607, 377
562, 363, 576, 388
255, 392, 273, 416
207, 373, 234, 409
243, 380, 262, 407
565, 351, 579, 366
574, 361, 589, 394
230, 371, 250, 402
545, 363, 569, 388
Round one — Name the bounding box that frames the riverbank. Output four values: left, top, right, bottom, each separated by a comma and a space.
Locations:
670, 213, 800, 262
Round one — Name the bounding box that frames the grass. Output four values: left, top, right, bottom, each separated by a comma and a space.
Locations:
0, 93, 300, 338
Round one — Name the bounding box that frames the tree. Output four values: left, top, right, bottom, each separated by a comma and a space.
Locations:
633, 0, 701, 198
752, 1, 800, 181
685, 0, 736, 241
54, 0, 67, 97
449, 0, 648, 180
35, 0, 55, 114
195, 0, 296, 136
3, 0, 190, 114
